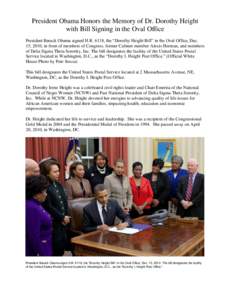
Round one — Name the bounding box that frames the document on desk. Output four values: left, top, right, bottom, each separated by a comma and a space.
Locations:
109, 227, 139, 235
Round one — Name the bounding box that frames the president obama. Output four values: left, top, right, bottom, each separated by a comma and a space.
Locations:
82, 184, 131, 233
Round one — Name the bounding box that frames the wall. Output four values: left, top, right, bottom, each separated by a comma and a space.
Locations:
128, 137, 204, 176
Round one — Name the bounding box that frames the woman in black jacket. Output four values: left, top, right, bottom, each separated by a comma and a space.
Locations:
40, 159, 71, 256
144, 158, 170, 213
85, 152, 113, 191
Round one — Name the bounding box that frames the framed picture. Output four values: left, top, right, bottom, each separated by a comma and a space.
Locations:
153, 139, 176, 167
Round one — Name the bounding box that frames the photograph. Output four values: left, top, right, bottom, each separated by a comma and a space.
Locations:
154, 139, 176, 167
2, 0, 230, 298
25, 137, 204, 257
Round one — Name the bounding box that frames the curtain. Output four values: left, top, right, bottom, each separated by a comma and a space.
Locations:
26, 137, 129, 182
102, 137, 128, 175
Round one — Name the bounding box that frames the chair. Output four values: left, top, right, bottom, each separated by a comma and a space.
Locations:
68, 197, 94, 235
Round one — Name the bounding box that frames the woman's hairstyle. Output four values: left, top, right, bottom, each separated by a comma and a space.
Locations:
69, 161, 84, 178
39, 156, 58, 165
132, 161, 143, 170
93, 152, 108, 166
39, 157, 58, 174
114, 158, 124, 166
152, 158, 164, 170
171, 155, 184, 167
40, 159, 60, 177
26, 175, 49, 199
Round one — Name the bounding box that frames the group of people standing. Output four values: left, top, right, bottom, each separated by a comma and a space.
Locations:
25, 152, 204, 256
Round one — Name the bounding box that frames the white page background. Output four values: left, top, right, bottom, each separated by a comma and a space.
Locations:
1, 0, 231, 299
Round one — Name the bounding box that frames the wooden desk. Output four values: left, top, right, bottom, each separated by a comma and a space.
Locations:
71, 217, 204, 256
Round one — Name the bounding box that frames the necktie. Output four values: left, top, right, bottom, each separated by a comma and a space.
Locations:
102, 205, 107, 224
185, 174, 193, 201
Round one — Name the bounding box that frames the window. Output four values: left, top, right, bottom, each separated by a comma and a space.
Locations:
79, 138, 101, 169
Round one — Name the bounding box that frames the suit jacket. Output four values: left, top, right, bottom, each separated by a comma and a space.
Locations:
176, 173, 204, 219
82, 199, 132, 233
143, 172, 170, 210
64, 177, 92, 200
104, 173, 133, 209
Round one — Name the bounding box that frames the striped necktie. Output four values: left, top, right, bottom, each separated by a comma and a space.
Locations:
102, 205, 107, 224
185, 174, 193, 201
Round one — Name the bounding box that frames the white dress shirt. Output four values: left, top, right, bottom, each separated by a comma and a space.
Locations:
190, 172, 198, 184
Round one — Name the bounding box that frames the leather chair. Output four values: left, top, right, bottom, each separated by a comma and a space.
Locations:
68, 197, 95, 235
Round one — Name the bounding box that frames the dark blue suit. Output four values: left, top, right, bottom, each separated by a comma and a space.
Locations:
82, 199, 132, 233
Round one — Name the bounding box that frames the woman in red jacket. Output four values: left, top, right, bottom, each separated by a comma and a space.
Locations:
129, 162, 153, 218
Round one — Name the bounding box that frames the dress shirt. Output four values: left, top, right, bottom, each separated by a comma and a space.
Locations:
191, 172, 198, 184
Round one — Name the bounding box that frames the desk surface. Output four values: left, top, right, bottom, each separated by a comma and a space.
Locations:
71, 217, 204, 256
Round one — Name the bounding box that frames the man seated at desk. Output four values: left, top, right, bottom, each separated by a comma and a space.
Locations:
82, 184, 132, 233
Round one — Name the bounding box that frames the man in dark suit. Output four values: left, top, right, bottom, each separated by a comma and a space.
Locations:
177, 158, 204, 219
82, 184, 132, 233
